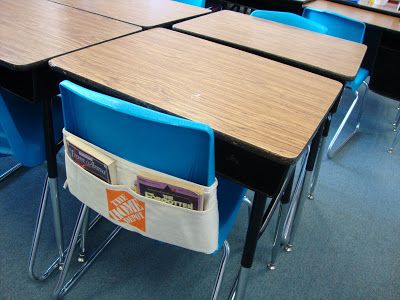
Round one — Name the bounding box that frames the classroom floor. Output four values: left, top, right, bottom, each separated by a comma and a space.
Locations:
0, 87, 399, 300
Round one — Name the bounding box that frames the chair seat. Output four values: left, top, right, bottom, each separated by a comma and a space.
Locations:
346, 67, 369, 92
217, 176, 247, 249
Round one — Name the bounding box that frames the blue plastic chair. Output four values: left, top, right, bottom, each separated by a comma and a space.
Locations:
54, 80, 247, 299
303, 7, 370, 158
174, 0, 205, 8
250, 10, 328, 33
0, 87, 63, 179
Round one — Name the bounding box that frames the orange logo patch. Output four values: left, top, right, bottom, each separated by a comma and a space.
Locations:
106, 189, 146, 232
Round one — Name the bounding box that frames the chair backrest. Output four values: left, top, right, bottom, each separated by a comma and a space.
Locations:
302, 7, 366, 43
174, 0, 205, 8
0, 88, 46, 166
59, 80, 215, 187
251, 10, 328, 34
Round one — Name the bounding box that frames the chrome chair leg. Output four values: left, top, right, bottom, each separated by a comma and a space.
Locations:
327, 81, 368, 159
28, 175, 60, 281
393, 107, 400, 131
78, 209, 90, 263
211, 240, 230, 300
0, 162, 22, 183
29, 176, 102, 281
48, 177, 65, 269
388, 126, 400, 154
242, 195, 252, 220
54, 204, 121, 299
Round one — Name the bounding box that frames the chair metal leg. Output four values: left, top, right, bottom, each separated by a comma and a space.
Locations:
78, 209, 90, 263
242, 195, 252, 221
327, 81, 368, 159
0, 162, 22, 183
393, 107, 400, 131
54, 204, 121, 299
211, 240, 230, 300
29, 175, 102, 281
48, 177, 65, 270
28, 175, 60, 281
388, 126, 400, 154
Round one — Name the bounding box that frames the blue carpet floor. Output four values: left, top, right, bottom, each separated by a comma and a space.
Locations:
0, 88, 399, 299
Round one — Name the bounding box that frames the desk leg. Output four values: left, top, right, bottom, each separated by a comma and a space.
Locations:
266, 174, 294, 271
308, 115, 331, 200
284, 125, 323, 249
28, 70, 65, 279
230, 191, 267, 300
44, 93, 65, 264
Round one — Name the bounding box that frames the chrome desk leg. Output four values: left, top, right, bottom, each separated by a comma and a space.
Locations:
284, 169, 313, 251
267, 173, 294, 271
32, 79, 65, 276
230, 164, 295, 299
328, 81, 368, 159
0, 163, 22, 183
388, 126, 400, 154
308, 115, 331, 201
230, 191, 268, 300
211, 240, 230, 300
54, 204, 121, 299
282, 147, 309, 252
308, 136, 326, 200
284, 124, 322, 250
78, 209, 90, 263
266, 202, 284, 271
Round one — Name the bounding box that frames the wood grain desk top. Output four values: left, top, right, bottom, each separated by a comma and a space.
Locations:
305, 0, 400, 32
0, 0, 141, 70
49, 29, 342, 163
173, 10, 366, 81
48, 0, 210, 29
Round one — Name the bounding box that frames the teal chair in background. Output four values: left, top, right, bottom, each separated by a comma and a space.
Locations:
303, 7, 369, 160
250, 10, 328, 33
